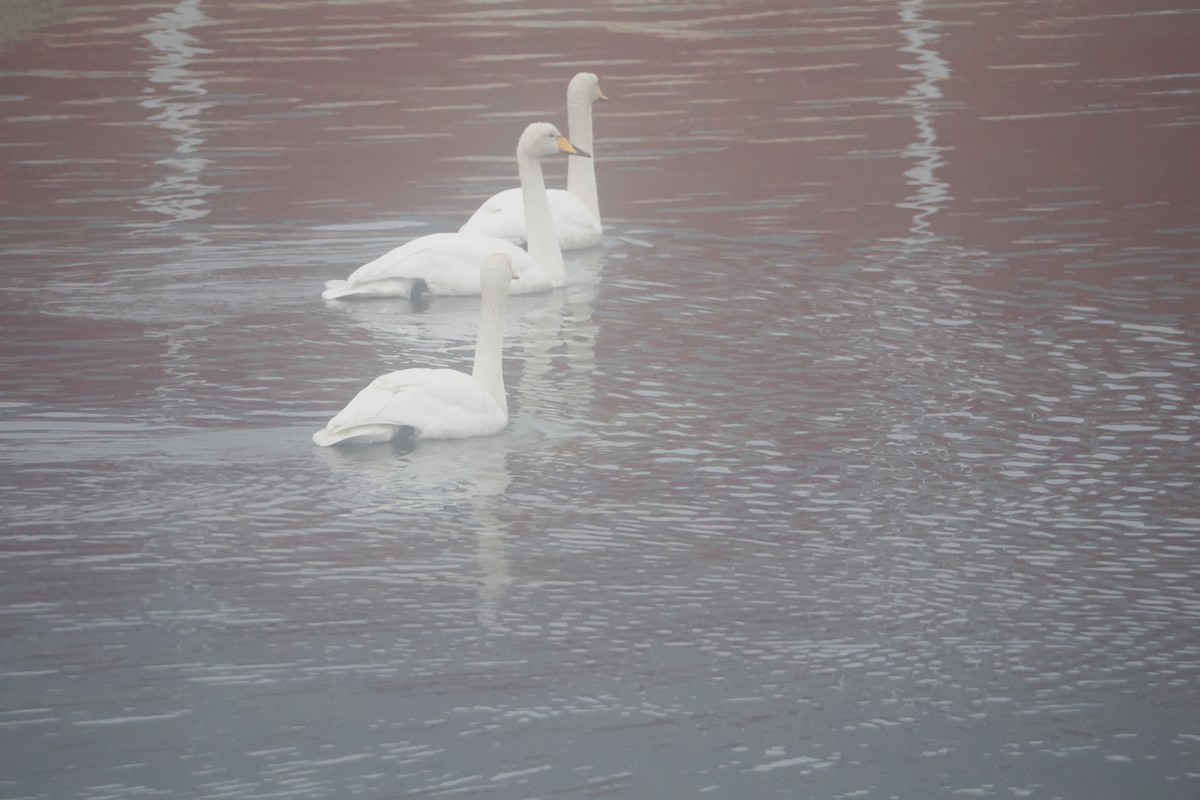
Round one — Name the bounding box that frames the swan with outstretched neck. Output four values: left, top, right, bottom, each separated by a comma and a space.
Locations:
459, 73, 606, 250
313, 253, 518, 446
322, 122, 589, 300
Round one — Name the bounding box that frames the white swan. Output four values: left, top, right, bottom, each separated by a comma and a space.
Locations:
459, 72, 607, 250
322, 122, 589, 300
313, 253, 517, 446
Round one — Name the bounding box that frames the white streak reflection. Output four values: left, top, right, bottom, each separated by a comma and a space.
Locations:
139, 0, 215, 237
891, 0, 951, 242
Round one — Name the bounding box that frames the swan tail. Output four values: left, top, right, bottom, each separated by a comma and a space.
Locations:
321, 280, 350, 300
313, 423, 408, 447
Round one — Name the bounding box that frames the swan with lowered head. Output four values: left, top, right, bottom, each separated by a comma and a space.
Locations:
313, 253, 518, 446
322, 122, 589, 300
459, 72, 607, 250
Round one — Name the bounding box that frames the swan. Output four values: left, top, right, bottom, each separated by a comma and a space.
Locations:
459, 72, 607, 250
322, 122, 589, 300
313, 253, 518, 446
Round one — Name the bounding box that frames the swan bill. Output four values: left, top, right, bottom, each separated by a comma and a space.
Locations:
556, 136, 591, 159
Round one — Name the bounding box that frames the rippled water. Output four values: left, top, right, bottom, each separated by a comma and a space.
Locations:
2, 1, 1199, 798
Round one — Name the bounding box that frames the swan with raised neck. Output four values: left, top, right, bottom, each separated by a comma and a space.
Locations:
313, 253, 519, 445
458, 73, 607, 250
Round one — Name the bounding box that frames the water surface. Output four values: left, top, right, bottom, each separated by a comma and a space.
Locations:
2, 1, 1199, 798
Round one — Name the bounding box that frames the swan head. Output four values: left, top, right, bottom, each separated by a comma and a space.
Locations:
480, 252, 518, 289
519, 121, 591, 160
569, 71, 608, 104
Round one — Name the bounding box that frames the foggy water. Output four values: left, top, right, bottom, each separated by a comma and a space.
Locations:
2, 1, 1198, 798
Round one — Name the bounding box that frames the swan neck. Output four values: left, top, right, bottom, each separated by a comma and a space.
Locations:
566, 96, 599, 221
471, 284, 508, 413
518, 149, 565, 279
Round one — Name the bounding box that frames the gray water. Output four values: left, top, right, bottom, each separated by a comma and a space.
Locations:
2, 1, 1199, 798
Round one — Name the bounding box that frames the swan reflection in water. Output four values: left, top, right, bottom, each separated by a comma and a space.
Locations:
317, 429, 529, 631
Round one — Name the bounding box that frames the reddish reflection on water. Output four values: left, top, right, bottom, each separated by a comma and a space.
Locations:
3, 2, 1197, 254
